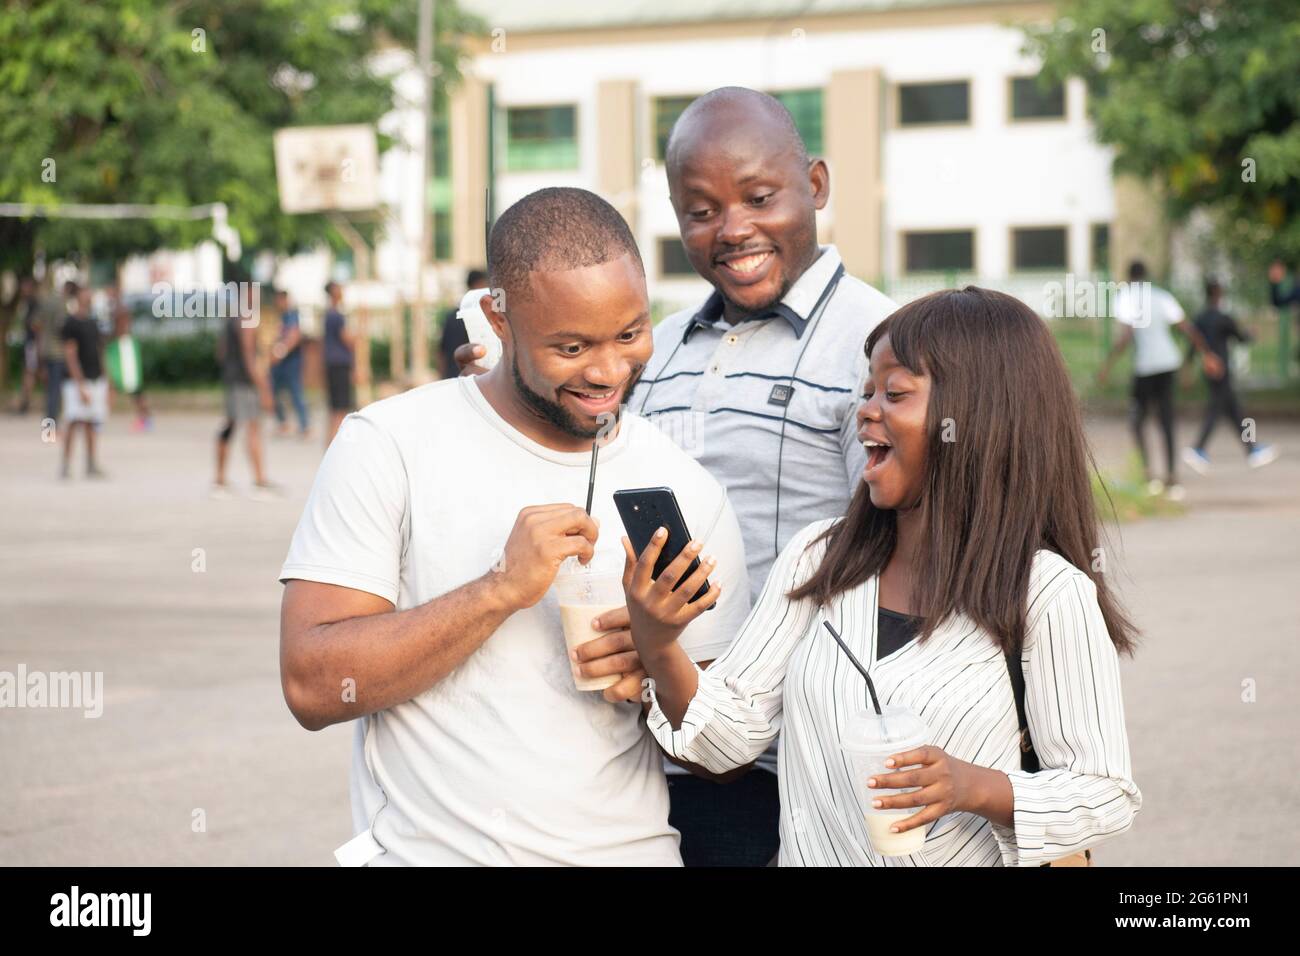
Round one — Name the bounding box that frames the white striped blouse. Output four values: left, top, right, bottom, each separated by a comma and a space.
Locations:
646, 518, 1143, 866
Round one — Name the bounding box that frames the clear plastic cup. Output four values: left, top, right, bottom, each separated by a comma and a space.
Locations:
553, 550, 626, 692
840, 705, 931, 856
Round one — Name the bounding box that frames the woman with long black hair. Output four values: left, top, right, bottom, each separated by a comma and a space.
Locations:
622, 287, 1142, 866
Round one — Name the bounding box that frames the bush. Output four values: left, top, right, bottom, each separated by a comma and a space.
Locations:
140, 333, 220, 385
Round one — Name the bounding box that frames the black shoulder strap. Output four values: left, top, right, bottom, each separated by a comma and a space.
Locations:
1005, 646, 1041, 773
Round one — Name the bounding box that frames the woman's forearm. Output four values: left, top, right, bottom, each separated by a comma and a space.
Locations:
968, 764, 1015, 829
642, 641, 700, 728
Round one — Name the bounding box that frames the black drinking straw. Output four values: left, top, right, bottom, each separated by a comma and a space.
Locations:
583, 440, 600, 516
823, 621, 882, 715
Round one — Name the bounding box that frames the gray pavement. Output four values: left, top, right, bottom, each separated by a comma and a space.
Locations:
1, 408, 1297, 865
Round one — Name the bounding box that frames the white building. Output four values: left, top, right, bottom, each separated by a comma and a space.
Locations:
440, 0, 1156, 315
122, 1, 1167, 323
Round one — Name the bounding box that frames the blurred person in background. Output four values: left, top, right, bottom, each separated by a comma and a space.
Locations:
11, 276, 41, 414
269, 289, 310, 439
59, 281, 107, 479
438, 268, 487, 379
1181, 278, 1277, 475
213, 287, 276, 499
105, 285, 152, 432
322, 280, 356, 445
1098, 260, 1223, 501
36, 279, 77, 422
1268, 260, 1300, 362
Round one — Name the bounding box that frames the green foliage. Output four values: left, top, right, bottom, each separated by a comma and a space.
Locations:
0, 0, 483, 271
139, 332, 221, 385
1026, 1, 1300, 267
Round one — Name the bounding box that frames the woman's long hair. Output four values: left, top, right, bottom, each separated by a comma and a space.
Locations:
788, 287, 1137, 656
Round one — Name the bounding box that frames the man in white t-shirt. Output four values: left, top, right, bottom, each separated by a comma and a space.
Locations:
1098, 260, 1222, 500
279, 187, 750, 866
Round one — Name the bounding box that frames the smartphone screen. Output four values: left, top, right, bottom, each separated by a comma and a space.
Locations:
613, 487, 712, 605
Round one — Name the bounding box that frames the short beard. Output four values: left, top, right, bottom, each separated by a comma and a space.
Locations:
509, 354, 645, 441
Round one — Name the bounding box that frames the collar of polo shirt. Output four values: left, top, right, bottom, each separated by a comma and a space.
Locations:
682, 245, 843, 344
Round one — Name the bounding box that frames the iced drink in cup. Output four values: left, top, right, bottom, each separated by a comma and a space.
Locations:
840, 705, 931, 856
554, 550, 625, 692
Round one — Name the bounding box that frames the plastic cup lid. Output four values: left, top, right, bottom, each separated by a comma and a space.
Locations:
840, 705, 929, 754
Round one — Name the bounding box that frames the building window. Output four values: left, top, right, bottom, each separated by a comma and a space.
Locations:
659, 238, 696, 277
898, 81, 969, 126
903, 230, 974, 272
1011, 227, 1068, 271
1091, 223, 1111, 274
504, 105, 578, 171
771, 89, 824, 155
1010, 75, 1066, 120
653, 96, 697, 162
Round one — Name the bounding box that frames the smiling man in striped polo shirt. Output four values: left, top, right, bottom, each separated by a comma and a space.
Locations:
624, 87, 897, 866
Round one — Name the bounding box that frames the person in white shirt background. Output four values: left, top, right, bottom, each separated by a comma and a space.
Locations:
623, 286, 1143, 866
278, 187, 750, 866
1098, 259, 1223, 501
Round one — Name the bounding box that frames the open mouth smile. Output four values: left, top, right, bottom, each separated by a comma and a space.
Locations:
562, 385, 623, 416
715, 249, 775, 282
862, 437, 894, 477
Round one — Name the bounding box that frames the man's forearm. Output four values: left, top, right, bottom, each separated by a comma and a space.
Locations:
64, 348, 84, 384
286, 573, 518, 729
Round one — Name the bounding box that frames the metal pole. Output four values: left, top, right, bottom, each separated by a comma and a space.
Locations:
410, 0, 434, 383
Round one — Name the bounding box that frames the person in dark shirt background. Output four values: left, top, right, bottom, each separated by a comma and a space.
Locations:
322, 280, 356, 446
270, 289, 309, 439
1182, 278, 1278, 474
438, 268, 486, 379
59, 282, 107, 479
1268, 259, 1300, 362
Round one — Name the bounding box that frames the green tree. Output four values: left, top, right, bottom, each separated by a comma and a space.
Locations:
1026, 1, 1300, 268
0, 0, 482, 272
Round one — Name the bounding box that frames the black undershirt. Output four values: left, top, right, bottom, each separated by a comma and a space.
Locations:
877, 606, 922, 660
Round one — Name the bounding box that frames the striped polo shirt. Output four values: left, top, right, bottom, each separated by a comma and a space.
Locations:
630, 245, 897, 603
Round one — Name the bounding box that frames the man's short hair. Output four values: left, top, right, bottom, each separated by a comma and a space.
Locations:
466, 268, 487, 289
1128, 260, 1148, 281
488, 187, 643, 306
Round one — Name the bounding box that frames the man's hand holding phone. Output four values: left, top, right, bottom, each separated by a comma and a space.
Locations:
620, 528, 720, 663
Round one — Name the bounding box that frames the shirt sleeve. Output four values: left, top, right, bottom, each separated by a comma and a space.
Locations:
279, 413, 408, 604
839, 349, 869, 496
674, 490, 750, 664
644, 520, 827, 774
1163, 290, 1186, 325
990, 571, 1143, 866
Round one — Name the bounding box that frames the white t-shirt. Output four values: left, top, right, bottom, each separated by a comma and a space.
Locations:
1114, 284, 1185, 376
280, 376, 750, 866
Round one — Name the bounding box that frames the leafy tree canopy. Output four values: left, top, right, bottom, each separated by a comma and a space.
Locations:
1027, 0, 1300, 268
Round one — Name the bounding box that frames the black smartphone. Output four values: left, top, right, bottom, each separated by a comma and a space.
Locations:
613, 487, 712, 606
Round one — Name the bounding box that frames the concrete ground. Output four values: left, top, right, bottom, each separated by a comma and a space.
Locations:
0, 407, 1297, 866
